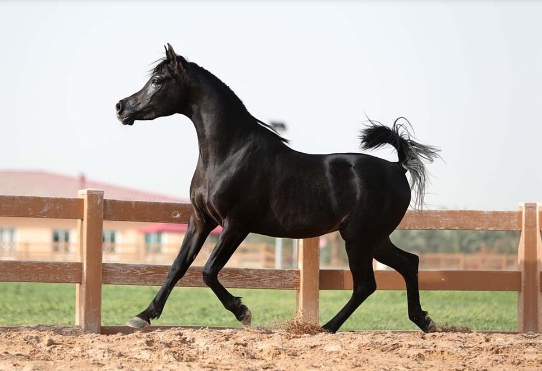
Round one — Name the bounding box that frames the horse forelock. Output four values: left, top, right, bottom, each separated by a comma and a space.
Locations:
149, 55, 188, 77
148, 58, 170, 77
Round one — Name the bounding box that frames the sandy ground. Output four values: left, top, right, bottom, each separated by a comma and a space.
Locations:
0, 325, 541, 371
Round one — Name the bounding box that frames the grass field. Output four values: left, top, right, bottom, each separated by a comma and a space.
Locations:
0, 282, 517, 331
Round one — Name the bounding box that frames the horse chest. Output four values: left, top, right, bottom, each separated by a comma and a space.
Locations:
191, 165, 257, 225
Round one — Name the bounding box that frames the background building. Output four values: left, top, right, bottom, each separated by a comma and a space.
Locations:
0, 170, 274, 267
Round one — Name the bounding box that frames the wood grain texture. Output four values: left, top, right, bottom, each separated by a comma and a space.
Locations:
517, 203, 540, 332
0, 195, 83, 219
399, 210, 520, 231
0, 261, 82, 283
103, 199, 193, 223
102, 263, 299, 290
320, 270, 521, 291
296, 238, 320, 324
75, 190, 104, 333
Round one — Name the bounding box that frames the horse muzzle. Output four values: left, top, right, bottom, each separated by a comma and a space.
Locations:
115, 99, 135, 125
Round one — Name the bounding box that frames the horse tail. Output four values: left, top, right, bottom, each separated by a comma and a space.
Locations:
359, 117, 440, 209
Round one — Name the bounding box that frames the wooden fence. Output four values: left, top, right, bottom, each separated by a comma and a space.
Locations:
0, 190, 541, 334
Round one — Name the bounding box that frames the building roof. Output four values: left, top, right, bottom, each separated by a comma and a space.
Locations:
0, 170, 187, 202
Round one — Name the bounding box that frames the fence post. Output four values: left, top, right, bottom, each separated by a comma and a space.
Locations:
76, 189, 104, 334
517, 203, 540, 333
538, 204, 542, 330
296, 237, 320, 325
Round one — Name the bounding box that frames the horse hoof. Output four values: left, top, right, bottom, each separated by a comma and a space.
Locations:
241, 308, 252, 328
426, 319, 437, 333
321, 326, 335, 334
127, 317, 150, 329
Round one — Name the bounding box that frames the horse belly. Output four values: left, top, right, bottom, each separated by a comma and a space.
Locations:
258, 177, 352, 238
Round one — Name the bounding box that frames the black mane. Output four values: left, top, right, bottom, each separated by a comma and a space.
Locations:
151, 56, 288, 144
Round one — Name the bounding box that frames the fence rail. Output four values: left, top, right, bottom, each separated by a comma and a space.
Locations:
0, 191, 541, 334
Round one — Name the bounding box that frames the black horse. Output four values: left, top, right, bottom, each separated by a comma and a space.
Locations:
116, 44, 440, 333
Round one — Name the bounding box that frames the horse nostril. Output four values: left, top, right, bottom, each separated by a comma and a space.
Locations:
116, 101, 124, 114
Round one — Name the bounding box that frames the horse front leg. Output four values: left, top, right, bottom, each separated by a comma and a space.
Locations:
201, 224, 250, 326
128, 216, 216, 328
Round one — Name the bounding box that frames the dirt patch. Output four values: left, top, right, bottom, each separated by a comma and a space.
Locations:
436, 323, 473, 333
0, 325, 541, 370
279, 318, 325, 335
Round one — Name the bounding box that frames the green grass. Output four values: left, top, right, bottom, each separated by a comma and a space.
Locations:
0, 283, 517, 331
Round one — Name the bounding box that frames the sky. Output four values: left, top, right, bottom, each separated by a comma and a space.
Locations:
0, 1, 540, 211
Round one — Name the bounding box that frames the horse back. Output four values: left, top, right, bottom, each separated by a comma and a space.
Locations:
250, 150, 411, 238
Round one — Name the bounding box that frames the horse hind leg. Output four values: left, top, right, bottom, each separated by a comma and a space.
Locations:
322, 239, 377, 333
373, 237, 436, 332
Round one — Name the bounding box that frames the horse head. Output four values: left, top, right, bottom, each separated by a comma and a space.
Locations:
116, 44, 188, 126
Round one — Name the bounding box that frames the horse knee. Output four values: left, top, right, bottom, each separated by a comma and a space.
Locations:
202, 267, 217, 286
353, 279, 377, 299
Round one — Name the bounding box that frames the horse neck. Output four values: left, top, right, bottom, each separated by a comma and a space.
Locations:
185, 71, 257, 166
187, 66, 278, 165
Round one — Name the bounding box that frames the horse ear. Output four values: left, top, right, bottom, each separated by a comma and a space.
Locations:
166, 43, 178, 65
164, 43, 187, 76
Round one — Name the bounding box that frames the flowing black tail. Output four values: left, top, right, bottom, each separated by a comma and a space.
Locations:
359, 117, 440, 209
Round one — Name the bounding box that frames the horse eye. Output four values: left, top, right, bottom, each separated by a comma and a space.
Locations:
151, 77, 161, 86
